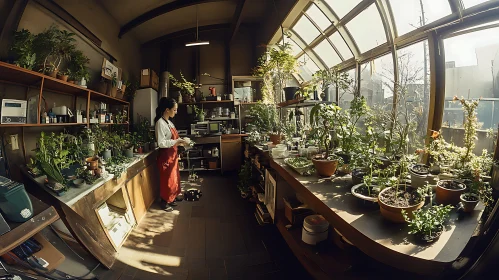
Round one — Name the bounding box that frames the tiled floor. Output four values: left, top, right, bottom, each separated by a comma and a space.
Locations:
98, 173, 312, 280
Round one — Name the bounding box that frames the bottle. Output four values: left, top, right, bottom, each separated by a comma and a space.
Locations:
212, 147, 219, 157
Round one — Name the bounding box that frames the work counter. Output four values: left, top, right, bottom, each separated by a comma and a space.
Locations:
251, 145, 484, 277
22, 150, 160, 268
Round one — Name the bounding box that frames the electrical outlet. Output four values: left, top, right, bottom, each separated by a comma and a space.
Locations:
10, 134, 19, 150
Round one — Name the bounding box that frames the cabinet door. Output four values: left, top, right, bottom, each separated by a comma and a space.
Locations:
126, 175, 147, 223
221, 140, 242, 172
141, 165, 159, 209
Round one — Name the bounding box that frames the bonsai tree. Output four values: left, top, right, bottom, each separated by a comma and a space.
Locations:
402, 205, 453, 243
253, 42, 298, 104
32, 25, 76, 74
10, 29, 36, 70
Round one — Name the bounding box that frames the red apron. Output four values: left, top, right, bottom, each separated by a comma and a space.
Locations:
157, 122, 181, 203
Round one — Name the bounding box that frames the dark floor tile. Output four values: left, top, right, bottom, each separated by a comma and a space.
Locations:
98, 269, 122, 280
243, 262, 279, 277
186, 267, 210, 280
122, 265, 138, 277
210, 267, 228, 280
119, 274, 134, 280
205, 258, 225, 269
191, 205, 205, 218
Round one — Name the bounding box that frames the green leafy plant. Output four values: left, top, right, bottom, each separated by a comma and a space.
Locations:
237, 160, 252, 194
67, 49, 90, 82
76, 166, 97, 184
169, 71, 195, 95
90, 125, 111, 155
248, 102, 279, 134
10, 29, 37, 69
402, 205, 453, 241
312, 67, 352, 101
135, 114, 153, 143
32, 132, 74, 184
32, 26, 76, 73
253, 42, 298, 103
124, 75, 139, 100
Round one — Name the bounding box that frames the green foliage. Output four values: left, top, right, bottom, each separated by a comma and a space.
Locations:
169, 71, 195, 95
253, 43, 298, 103
32, 25, 76, 73
67, 49, 90, 82
135, 114, 153, 143
33, 132, 74, 184
10, 29, 37, 69
124, 74, 139, 100
312, 67, 352, 100
248, 102, 279, 134
90, 125, 111, 155
111, 72, 118, 87
75, 167, 97, 185
402, 205, 453, 237
237, 160, 252, 193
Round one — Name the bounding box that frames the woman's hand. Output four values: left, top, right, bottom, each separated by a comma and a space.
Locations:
176, 139, 187, 146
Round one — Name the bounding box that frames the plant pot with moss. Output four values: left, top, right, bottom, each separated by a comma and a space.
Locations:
378, 185, 424, 223
436, 180, 466, 206
460, 193, 479, 212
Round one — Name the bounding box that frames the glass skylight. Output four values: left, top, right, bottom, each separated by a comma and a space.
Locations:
345, 4, 387, 53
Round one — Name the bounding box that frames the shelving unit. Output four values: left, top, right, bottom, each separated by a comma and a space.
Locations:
180, 168, 220, 172
0, 194, 59, 256
0, 61, 130, 128
178, 100, 233, 105
277, 99, 332, 108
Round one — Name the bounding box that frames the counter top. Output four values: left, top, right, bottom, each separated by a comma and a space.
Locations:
24, 151, 156, 208
254, 146, 483, 275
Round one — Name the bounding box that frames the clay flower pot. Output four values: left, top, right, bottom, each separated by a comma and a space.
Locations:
378, 186, 424, 223
269, 134, 282, 145
312, 158, 338, 177
86, 156, 99, 170
49, 69, 58, 78
460, 193, 479, 212
436, 180, 466, 206
59, 75, 69, 82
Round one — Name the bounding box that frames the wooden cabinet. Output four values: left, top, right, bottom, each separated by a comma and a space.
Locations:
221, 136, 242, 173
141, 164, 159, 209
126, 174, 147, 223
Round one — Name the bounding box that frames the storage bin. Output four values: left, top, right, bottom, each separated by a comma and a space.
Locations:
0, 178, 33, 222
140, 69, 159, 91
302, 215, 329, 245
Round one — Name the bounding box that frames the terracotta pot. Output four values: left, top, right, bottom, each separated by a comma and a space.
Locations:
86, 157, 98, 170
59, 75, 68, 82
269, 134, 281, 145
121, 85, 127, 95
95, 168, 102, 176
312, 158, 338, 177
49, 69, 58, 78
68, 80, 75, 84
436, 180, 466, 206
460, 193, 479, 212
378, 187, 424, 223
107, 83, 117, 97
137, 146, 143, 154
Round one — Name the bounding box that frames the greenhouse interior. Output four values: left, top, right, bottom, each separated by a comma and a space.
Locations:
1, 0, 499, 279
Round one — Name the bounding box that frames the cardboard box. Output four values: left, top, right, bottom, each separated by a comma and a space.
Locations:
140, 69, 159, 91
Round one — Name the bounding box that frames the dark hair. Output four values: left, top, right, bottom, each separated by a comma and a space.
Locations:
154, 97, 177, 123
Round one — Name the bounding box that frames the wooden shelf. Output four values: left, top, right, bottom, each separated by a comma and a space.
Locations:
277, 99, 332, 108
179, 100, 233, 105
0, 123, 87, 127
180, 168, 220, 172
236, 102, 260, 105
0, 194, 59, 256
96, 123, 129, 125
0, 62, 129, 106
275, 211, 352, 280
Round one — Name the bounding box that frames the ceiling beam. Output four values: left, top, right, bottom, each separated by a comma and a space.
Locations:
142, 23, 231, 47
229, 0, 247, 44
118, 0, 230, 38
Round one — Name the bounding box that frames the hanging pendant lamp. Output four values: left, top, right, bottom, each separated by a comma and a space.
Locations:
186, 5, 209, 47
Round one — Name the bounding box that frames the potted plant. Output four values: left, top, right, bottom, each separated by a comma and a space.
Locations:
31, 132, 74, 191
312, 67, 352, 102
193, 105, 205, 122
253, 42, 299, 103
67, 49, 90, 87
123, 133, 135, 158
33, 26, 76, 77
92, 125, 111, 159
81, 127, 95, 156
107, 73, 118, 97
237, 160, 252, 198
9, 29, 37, 70
169, 71, 196, 103
402, 205, 453, 243
248, 102, 282, 144
57, 69, 69, 82
377, 156, 425, 223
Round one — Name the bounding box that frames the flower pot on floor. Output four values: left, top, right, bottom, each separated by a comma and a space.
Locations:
436, 180, 466, 206
312, 158, 339, 177
378, 186, 424, 223
460, 193, 479, 212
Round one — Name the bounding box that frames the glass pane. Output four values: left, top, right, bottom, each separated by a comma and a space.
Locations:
396, 41, 431, 152
444, 26, 499, 139
297, 54, 320, 81
313, 40, 341, 68
462, 0, 493, 9
286, 37, 303, 56
360, 53, 394, 109
346, 4, 387, 53
306, 4, 331, 31
389, 0, 452, 36
329, 32, 353, 60
324, 0, 362, 19
338, 69, 357, 108
292, 15, 321, 44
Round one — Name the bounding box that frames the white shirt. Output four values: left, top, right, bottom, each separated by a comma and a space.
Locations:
155, 118, 178, 148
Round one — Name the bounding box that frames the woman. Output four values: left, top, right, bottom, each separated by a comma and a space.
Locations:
155, 97, 187, 212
